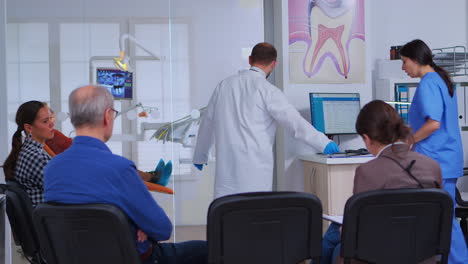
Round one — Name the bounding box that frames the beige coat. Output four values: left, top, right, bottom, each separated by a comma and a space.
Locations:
353, 143, 442, 194
337, 143, 442, 264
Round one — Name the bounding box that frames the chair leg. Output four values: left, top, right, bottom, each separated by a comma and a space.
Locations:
460, 217, 468, 245
31, 252, 46, 264
311, 257, 320, 264
31, 254, 41, 264
439, 253, 449, 264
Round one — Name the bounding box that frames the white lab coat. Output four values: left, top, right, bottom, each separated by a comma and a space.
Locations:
193, 66, 330, 198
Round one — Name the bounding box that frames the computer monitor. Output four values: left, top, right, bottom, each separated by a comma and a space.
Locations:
309, 93, 361, 135
96, 68, 133, 100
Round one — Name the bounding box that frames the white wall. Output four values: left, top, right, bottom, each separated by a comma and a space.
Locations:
0, 0, 8, 178
169, 0, 264, 109
278, 0, 468, 192
6, 0, 170, 19
0, 1, 11, 263
368, 0, 467, 63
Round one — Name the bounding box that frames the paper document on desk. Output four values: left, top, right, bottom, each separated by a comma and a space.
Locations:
322, 214, 343, 224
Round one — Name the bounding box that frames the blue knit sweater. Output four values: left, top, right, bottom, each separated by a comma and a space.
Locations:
44, 136, 172, 254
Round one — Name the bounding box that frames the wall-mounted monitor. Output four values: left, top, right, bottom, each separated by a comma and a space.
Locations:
96, 68, 133, 100
309, 93, 361, 135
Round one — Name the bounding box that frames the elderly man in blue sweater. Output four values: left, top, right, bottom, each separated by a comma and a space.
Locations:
43, 85, 207, 264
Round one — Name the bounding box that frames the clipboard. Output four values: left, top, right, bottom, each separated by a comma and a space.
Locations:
322, 214, 343, 224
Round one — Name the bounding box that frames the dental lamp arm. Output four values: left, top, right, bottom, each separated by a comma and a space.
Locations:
119, 33, 161, 60
115, 103, 143, 118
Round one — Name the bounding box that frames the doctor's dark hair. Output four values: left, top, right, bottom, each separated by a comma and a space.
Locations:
250, 42, 277, 65
2, 100, 46, 180
355, 100, 411, 145
399, 39, 454, 97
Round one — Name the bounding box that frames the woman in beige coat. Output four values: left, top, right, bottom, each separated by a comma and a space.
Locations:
319, 100, 442, 264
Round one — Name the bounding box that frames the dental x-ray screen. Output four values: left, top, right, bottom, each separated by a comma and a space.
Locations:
96, 68, 133, 99
310, 93, 361, 135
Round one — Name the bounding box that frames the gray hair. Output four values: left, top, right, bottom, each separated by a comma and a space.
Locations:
69, 85, 114, 128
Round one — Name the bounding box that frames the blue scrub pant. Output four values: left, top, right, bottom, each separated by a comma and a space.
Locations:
443, 179, 468, 264
317, 223, 341, 264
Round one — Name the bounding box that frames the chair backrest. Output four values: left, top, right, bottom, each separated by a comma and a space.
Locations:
207, 191, 322, 264
456, 172, 468, 207
456, 187, 468, 207
341, 188, 453, 264
3, 181, 43, 262
33, 203, 141, 264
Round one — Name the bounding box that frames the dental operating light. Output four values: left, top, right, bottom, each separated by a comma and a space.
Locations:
114, 34, 161, 72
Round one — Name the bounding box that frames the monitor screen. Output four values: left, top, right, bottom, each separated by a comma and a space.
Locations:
309, 93, 361, 135
96, 68, 133, 99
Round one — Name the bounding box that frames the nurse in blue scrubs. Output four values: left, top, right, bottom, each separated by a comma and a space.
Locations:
400, 39, 468, 263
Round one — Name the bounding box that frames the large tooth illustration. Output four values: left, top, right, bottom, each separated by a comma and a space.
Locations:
304, 4, 354, 79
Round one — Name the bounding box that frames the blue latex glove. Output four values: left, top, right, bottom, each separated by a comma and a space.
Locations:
323, 142, 340, 154
157, 160, 172, 186
194, 163, 204, 171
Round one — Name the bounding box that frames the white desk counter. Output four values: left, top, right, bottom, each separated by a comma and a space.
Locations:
298, 154, 374, 165
299, 154, 374, 224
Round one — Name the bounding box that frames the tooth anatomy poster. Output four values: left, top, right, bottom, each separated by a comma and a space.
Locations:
288, 0, 365, 84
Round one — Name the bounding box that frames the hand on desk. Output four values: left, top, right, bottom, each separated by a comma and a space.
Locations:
323, 142, 340, 154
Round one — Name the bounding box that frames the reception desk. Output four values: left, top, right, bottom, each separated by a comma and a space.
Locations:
299, 154, 373, 217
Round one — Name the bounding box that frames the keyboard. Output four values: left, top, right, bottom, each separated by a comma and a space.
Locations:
317, 148, 370, 156
345, 148, 370, 155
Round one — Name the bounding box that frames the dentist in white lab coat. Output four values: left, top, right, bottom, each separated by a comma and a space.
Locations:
193, 42, 339, 199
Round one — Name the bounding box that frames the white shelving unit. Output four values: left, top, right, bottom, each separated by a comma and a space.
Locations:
375, 60, 468, 127
375, 77, 418, 102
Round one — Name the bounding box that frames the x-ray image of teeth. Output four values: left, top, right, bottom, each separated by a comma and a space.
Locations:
288, 0, 365, 84
96, 68, 134, 99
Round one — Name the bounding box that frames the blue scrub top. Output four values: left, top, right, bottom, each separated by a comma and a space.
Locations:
409, 72, 463, 179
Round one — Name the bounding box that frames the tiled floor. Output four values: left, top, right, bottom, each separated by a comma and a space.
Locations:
169, 225, 206, 242
12, 244, 27, 264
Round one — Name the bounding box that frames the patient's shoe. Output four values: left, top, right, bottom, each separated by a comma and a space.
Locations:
155, 158, 165, 173
157, 161, 172, 186
149, 159, 165, 184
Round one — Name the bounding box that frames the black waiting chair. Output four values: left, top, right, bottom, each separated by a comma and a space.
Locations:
32, 203, 141, 264
455, 170, 468, 244
207, 191, 323, 264
1, 181, 45, 264
340, 188, 453, 264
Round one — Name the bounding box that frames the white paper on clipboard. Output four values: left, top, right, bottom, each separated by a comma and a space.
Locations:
322, 214, 343, 225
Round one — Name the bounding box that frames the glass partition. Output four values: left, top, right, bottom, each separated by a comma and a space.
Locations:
167, 0, 264, 239
5, 0, 264, 258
